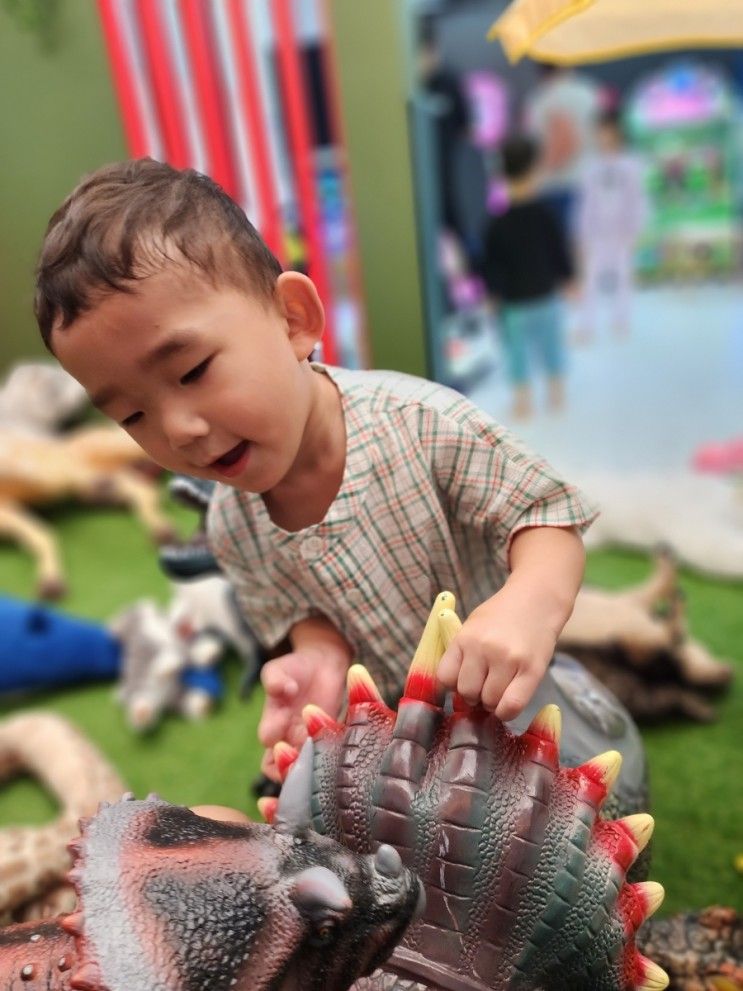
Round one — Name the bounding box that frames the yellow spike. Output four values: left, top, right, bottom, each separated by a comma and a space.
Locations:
637, 958, 670, 991
438, 607, 462, 650
527, 704, 562, 745
635, 881, 665, 920
583, 750, 622, 792
409, 593, 455, 678
620, 813, 655, 854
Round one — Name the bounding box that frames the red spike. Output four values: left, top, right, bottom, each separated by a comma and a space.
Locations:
257, 797, 278, 824
76, 816, 91, 833
60, 911, 84, 937
403, 670, 441, 706
70, 962, 103, 991
347, 664, 387, 707
619, 882, 665, 935
67, 838, 82, 860
273, 742, 299, 781
302, 704, 343, 740
573, 750, 622, 807
522, 704, 561, 767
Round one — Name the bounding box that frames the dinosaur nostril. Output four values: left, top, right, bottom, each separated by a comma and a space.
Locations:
375, 844, 403, 878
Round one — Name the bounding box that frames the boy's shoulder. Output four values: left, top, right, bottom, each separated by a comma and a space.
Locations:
321, 364, 485, 424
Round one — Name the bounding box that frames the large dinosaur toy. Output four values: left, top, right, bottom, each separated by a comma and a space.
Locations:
264, 593, 668, 991
0, 594, 668, 991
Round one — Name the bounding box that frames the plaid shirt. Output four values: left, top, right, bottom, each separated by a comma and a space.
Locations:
207, 365, 598, 703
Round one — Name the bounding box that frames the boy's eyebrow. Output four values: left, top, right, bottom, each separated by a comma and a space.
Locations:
137, 331, 198, 371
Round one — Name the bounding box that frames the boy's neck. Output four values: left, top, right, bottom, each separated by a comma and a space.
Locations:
261, 366, 346, 531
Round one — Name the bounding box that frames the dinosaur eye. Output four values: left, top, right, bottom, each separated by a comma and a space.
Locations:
310, 919, 337, 946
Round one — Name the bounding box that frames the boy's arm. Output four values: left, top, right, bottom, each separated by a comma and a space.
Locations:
437, 525, 585, 721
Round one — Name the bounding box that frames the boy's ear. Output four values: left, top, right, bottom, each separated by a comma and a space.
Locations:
275, 272, 325, 360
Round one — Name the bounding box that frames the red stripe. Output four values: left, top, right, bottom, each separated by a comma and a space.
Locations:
97, 0, 149, 157
180, 0, 240, 199
136, 0, 191, 168
271, 0, 338, 363
225, 0, 285, 263
315, 0, 369, 365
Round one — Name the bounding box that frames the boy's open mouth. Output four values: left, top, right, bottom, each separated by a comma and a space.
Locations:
210, 441, 250, 477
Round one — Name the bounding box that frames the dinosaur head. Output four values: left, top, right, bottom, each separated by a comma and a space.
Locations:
64, 795, 423, 991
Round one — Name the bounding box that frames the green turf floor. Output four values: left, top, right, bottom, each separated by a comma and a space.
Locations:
0, 494, 740, 915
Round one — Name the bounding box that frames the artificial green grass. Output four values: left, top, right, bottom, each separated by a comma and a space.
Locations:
0, 497, 741, 915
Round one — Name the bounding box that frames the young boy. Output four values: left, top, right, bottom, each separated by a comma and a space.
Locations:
35, 159, 596, 780
483, 135, 574, 419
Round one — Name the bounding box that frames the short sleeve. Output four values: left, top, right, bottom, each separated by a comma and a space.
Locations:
414, 403, 599, 574
206, 491, 315, 650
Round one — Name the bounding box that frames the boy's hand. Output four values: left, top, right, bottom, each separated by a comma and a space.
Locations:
436, 587, 558, 722
258, 646, 348, 781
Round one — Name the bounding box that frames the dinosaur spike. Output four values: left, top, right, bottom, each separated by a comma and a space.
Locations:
577, 750, 622, 804
526, 704, 562, 745
70, 962, 103, 991
302, 704, 344, 739
636, 956, 670, 990
347, 664, 386, 706
522, 703, 561, 766
121, 791, 136, 802
67, 838, 82, 859
633, 881, 665, 922
619, 813, 655, 854
76, 816, 91, 833
437, 607, 462, 650
60, 911, 84, 937
405, 594, 454, 704
273, 742, 299, 781
257, 797, 278, 824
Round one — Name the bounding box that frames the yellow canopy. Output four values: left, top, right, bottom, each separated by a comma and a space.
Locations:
489, 0, 743, 65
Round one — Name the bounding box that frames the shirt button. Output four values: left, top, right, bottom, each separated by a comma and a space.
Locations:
300, 535, 326, 561
346, 587, 363, 604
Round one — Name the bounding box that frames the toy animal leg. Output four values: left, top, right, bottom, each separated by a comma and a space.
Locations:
0, 501, 66, 598
619, 546, 678, 611
560, 589, 677, 661
0, 713, 128, 917
77, 471, 176, 543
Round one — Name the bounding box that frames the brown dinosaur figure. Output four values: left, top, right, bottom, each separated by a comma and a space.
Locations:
558, 547, 733, 722
0, 424, 175, 598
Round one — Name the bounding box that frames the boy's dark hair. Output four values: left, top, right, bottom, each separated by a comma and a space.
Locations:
501, 135, 539, 181
35, 158, 282, 351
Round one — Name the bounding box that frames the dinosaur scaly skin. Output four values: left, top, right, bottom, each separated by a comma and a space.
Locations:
267, 593, 669, 991
0, 796, 422, 991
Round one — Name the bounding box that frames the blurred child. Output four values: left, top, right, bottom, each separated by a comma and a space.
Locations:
482, 135, 574, 420
576, 108, 648, 341
35, 159, 596, 780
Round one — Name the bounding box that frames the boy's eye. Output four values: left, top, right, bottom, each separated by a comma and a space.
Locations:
121, 411, 143, 428
180, 357, 211, 385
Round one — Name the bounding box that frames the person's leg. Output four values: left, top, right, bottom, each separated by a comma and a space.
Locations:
536, 296, 566, 411
500, 305, 533, 419
612, 242, 635, 336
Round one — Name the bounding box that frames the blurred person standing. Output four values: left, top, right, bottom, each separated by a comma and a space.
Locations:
525, 64, 601, 239
483, 135, 574, 420
576, 108, 649, 341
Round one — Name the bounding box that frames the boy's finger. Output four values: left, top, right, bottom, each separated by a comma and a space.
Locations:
437, 643, 463, 688
456, 654, 488, 706
261, 748, 281, 782
261, 662, 298, 699
480, 665, 512, 712
495, 669, 540, 723
257, 705, 292, 747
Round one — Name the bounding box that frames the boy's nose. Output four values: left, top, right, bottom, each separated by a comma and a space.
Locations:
163, 407, 209, 449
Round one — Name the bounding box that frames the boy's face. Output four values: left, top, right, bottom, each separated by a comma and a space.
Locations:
52, 268, 321, 493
